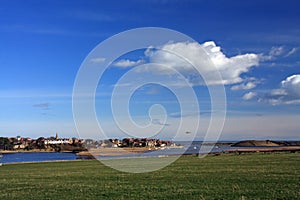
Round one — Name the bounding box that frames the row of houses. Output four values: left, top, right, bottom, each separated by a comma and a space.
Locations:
0, 134, 84, 151
103, 138, 172, 148
1, 134, 173, 151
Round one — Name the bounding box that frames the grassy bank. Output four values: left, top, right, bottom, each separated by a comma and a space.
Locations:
0, 153, 299, 199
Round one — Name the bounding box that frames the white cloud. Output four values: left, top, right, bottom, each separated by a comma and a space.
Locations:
90, 57, 106, 63
265, 74, 300, 105
145, 41, 259, 85
243, 92, 257, 100
281, 74, 300, 97
113, 59, 144, 68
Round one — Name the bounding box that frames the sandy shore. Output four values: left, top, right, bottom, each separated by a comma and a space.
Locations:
0, 150, 17, 154
77, 147, 157, 157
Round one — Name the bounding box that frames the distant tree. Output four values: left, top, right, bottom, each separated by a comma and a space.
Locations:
24, 145, 33, 151
36, 137, 46, 150
0, 137, 13, 150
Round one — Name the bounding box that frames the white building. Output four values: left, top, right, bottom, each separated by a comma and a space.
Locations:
44, 139, 72, 145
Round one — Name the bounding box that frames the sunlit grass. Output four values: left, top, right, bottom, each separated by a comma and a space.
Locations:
0, 153, 299, 199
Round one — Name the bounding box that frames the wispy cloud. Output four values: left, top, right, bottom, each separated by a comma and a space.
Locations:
151, 119, 170, 126
269, 46, 285, 57
260, 46, 298, 61
169, 110, 212, 118
113, 59, 144, 68
285, 47, 297, 57
90, 57, 106, 63
33, 103, 50, 110
144, 87, 160, 95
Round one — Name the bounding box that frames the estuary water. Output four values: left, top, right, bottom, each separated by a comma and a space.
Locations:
0, 152, 76, 164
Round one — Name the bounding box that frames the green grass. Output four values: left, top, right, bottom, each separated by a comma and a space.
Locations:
0, 153, 299, 199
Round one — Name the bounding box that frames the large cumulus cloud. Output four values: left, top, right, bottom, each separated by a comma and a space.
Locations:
144, 41, 259, 85
265, 74, 300, 105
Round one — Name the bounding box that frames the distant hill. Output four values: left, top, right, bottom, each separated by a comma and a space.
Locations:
232, 140, 281, 147
232, 140, 300, 147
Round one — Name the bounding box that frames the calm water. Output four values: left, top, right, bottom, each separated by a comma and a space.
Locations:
1, 152, 76, 164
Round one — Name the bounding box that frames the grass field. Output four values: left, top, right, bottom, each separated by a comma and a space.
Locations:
0, 153, 299, 199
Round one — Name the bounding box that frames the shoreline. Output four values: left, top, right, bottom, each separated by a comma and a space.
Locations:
0, 150, 75, 154
1, 159, 83, 165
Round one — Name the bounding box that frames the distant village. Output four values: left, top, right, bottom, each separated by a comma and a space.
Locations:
0, 133, 85, 152
0, 133, 173, 152
85, 137, 173, 149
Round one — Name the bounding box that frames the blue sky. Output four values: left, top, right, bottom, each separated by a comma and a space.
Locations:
0, 0, 300, 140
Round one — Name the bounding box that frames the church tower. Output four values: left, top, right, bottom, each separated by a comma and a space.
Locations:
55, 132, 58, 140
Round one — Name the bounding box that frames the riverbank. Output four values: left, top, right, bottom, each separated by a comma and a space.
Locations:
0, 150, 16, 154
